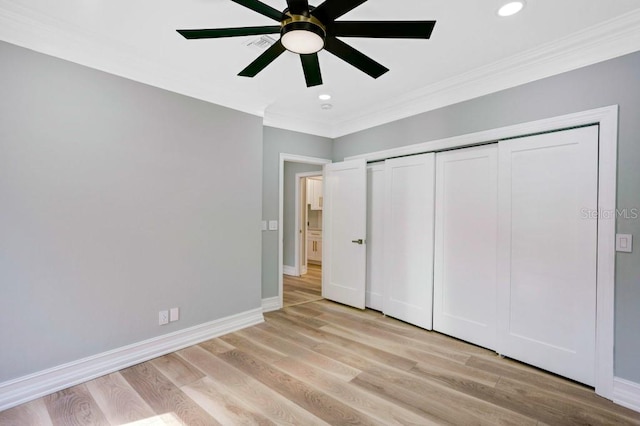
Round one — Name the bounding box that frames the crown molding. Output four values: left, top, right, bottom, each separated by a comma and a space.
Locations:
1, 2, 639, 139
263, 109, 332, 138
0, 1, 266, 119
329, 8, 640, 138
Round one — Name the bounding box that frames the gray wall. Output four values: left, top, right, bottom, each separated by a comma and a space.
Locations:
334, 51, 640, 383
283, 163, 322, 268
0, 41, 263, 382
262, 127, 332, 298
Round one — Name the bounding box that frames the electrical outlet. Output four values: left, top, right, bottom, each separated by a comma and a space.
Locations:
170, 307, 180, 322
159, 310, 169, 325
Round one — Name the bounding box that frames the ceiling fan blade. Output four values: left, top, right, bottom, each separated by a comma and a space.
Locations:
300, 53, 323, 87
177, 26, 280, 39
324, 37, 388, 79
286, 0, 310, 15
312, 0, 368, 23
331, 21, 436, 39
238, 40, 286, 77
230, 0, 284, 22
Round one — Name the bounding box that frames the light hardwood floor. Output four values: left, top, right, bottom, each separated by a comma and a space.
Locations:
2, 298, 640, 425
283, 263, 322, 308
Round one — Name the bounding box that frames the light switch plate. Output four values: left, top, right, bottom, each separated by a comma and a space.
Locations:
616, 234, 633, 253
268, 220, 278, 231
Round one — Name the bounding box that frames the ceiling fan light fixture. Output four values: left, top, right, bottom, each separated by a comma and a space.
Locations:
498, 1, 525, 17
280, 15, 326, 54
177, 0, 437, 87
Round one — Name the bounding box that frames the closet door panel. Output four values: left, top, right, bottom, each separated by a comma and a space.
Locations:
433, 145, 498, 349
497, 125, 599, 386
383, 153, 435, 329
366, 164, 385, 311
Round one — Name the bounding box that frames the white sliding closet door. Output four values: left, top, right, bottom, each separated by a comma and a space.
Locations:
434, 145, 498, 349
366, 164, 385, 311
497, 126, 599, 386
383, 153, 435, 329
322, 159, 367, 309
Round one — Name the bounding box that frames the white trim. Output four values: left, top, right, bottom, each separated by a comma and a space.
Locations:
346, 105, 618, 400
613, 378, 640, 413
0, 308, 264, 412
294, 171, 322, 279
278, 154, 332, 310
0, 1, 267, 120
296, 171, 322, 277
261, 297, 281, 313
346, 106, 617, 162
328, 10, 640, 137
283, 265, 297, 276
264, 111, 331, 139
1, 3, 638, 139
595, 107, 618, 399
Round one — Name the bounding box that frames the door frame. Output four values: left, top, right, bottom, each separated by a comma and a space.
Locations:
345, 105, 618, 399
294, 171, 323, 276
279, 154, 332, 309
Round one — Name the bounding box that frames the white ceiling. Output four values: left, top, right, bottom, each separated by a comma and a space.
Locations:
1, 0, 640, 137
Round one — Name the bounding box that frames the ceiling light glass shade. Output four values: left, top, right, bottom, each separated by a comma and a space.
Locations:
498, 1, 525, 17
318, 94, 331, 101
281, 30, 324, 54
281, 20, 325, 54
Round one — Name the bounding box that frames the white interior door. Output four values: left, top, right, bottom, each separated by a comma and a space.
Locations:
383, 153, 435, 329
497, 125, 599, 386
366, 163, 385, 311
434, 145, 498, 349
322, 159, 367, 309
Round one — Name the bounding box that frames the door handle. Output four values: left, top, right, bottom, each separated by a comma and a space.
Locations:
351, 239, 364, 245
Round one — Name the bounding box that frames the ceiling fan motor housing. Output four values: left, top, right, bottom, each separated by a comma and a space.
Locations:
280, 14, 326, 54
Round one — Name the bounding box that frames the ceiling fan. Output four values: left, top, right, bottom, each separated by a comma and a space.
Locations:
177, 0, 436, 87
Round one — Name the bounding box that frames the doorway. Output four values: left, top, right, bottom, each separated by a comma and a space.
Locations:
283, 172, 323, 307
278, 154, 331, 309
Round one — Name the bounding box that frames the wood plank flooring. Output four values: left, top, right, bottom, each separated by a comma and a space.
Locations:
283, 263, 322, 307
2, 298, 640, 425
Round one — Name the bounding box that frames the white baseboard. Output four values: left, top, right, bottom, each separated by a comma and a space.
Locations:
262, 296, 281, 313
0, 308, 264, 412
613, 377, 640, 413
283, 265, 297, 276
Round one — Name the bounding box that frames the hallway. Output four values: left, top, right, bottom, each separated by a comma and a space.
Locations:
283, 264, 322, 307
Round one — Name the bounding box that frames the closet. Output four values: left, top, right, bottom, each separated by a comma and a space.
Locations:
495, 126, 598, 386
331, 125, 599, 387
382, 154, 435, 330
433, 144, 498, 350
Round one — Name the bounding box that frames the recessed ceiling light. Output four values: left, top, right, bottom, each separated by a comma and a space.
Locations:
498, 1, 525, 17
318, 94, 331, 101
